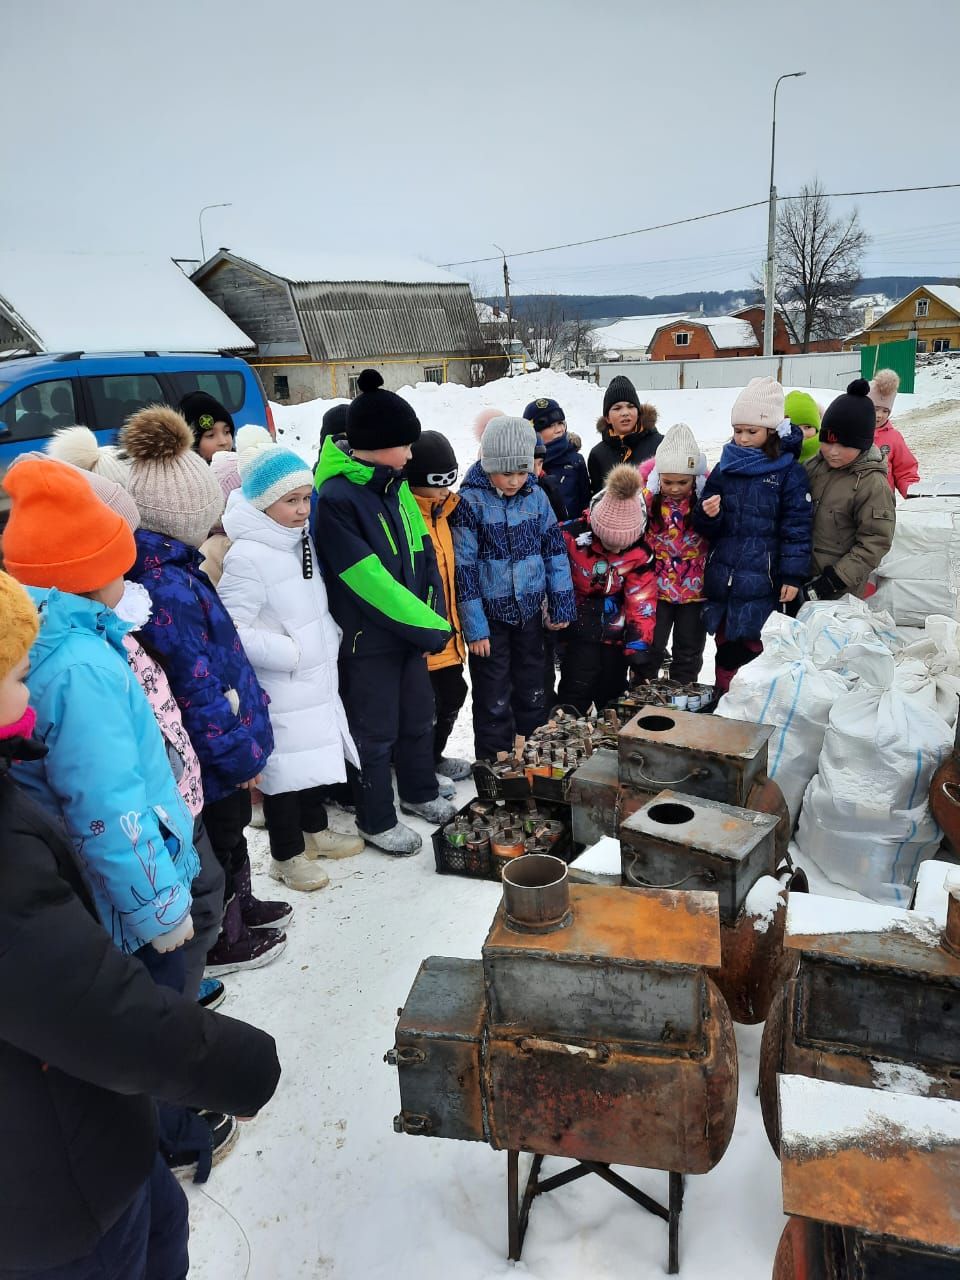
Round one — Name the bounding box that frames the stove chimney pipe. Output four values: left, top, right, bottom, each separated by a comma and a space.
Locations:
502, 854, 571, 932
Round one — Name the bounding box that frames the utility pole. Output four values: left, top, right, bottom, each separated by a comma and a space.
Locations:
764, 72, 805, 357
494, 244, 513, 342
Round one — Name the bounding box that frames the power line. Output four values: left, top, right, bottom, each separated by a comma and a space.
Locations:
442, 182, 960, 268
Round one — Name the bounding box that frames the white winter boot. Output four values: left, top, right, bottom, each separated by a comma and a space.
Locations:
437, 756, 472, 782
358, 821, 422, 857
399, 796, 459, 825
269, 854, 330, 891
436, 773, 455, 799
249, 802, 266, 829
304, 829, 365, 860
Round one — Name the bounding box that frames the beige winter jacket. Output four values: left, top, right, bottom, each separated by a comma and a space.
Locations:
804, 446, 896, 596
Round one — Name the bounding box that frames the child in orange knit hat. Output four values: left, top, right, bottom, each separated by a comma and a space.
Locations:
1, 458, 201, 964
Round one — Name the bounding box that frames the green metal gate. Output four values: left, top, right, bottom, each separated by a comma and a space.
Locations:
860, 338, 916, 393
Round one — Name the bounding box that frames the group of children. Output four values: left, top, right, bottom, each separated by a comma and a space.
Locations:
0, 362, 910, 1276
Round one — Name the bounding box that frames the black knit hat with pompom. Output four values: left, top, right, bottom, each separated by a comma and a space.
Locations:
820, 378, 876, 453
346, 369, 421, 451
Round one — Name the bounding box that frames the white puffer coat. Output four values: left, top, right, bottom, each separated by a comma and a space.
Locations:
218, 493, 359, 795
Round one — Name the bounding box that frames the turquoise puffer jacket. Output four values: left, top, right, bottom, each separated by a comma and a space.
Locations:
12, 588, 198, 954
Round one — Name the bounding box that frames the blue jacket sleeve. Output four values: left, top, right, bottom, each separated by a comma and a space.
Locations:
33, 664, 192, 948
539, 493, 577, 625
777, 464, 814, 585
449, 495, 490, 644
139, 577, 265, 789
692, 473, 728, 539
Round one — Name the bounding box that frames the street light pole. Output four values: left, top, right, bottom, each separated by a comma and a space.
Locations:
494, 243, 513, 343
198, 203, 233, 264
763, 72, 805, 357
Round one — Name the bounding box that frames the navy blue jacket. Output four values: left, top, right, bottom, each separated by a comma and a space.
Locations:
312, 437, 450, 659
693, 426, 812, 641
541, 435, 591, 521
128, 529, 274, 804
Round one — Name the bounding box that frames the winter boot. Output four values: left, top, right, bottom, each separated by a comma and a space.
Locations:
436, 773, 455, 800
269, 853, 330, 892
235, 855, 294, 930
358, 821, 422, 857
303, 828, 365, 859
204, 895, 287, 976
197, 977, 225, 1011
400, 796, 459, 825
249, 802, 266, 829
437, 755, 472, 782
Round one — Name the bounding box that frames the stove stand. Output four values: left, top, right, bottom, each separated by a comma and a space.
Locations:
506, 1149, 685, 1274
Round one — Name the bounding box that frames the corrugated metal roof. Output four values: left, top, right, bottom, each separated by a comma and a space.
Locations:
225, 250, 468, 287
290, 280, 483, 361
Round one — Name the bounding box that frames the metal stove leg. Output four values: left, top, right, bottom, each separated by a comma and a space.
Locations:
668, 1171, 683, 1274
507, 1151, 544, 1261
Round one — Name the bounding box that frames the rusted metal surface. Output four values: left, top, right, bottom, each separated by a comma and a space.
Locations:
390, 956, 487, 1143
618, 708, 773, 806
715, 876, 798, 1025
620, 790, 779, 923
773, 1217, 960, 1280
745, 773, 792, 863
778, 1078, 960, 1254
485, 882, 722, 970
484, 977, 738, 1173
929, 716, 960, 856
501, 854, 570, 932
944, 885, 960, 957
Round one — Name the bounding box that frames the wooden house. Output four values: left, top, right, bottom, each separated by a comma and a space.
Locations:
192, 250, 485, 402
845, 284, 960, 355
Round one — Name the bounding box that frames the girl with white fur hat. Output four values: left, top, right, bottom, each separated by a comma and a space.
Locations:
692, 377, 813, 695
638, 422, 711, 685
868, 368, 919, 498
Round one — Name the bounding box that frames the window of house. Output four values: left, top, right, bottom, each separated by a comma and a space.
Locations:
423, 366, 443, 384
0, 378, 77, 441
674, 331, 691, 347
916, 340, 927, 353
933, 338, 952, 353
273, 374, 290, 400
348, 374, 360, 398
85, 374, 165, 432
916, 298, 929, 318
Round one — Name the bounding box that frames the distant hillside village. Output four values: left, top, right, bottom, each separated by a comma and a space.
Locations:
0, 252, 956, 401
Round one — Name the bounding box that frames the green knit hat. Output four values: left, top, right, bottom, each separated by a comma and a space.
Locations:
784, 390, 821, 432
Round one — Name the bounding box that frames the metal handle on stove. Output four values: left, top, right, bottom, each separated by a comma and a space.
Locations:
626, 753, 709, 787
623, 851, 717, 891
517, 1036, 610, 1063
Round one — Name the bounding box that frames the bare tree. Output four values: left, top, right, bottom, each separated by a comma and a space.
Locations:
562, 310, 602, 367
771, 179, 869, 349
519, 295, 568, 368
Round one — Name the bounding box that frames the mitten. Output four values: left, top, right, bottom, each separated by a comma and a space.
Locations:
804, 565, 845, 602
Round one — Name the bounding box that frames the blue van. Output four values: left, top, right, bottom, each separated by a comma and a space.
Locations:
0, 351, 272, 517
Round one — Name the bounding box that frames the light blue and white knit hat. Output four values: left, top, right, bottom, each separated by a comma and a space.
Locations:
238, 442, 314, 511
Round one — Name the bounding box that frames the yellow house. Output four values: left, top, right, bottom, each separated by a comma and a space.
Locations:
845, 284, 960, 354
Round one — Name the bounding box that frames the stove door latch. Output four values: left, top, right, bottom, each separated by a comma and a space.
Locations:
393, 1112, 433, 1135
384, 1046, 427, 1067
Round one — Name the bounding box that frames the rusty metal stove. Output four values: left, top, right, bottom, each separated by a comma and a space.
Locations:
759, 890, 960, 1153
773, 1075, 960, 1279
386, 854, 739, 1272
620, 791, 797, 1023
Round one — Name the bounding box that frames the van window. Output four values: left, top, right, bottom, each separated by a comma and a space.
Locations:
0, 379, 77, 441
86, 374, 165, 432
169, 371, 245, 413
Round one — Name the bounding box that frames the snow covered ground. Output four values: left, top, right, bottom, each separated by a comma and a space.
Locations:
187, 367, 959, 1278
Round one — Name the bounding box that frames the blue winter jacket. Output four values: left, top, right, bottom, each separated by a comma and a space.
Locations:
127, 529, 274, 805
541, 434, 591, 522
692, 426, 813, 642
450, 462, 577, 643
12, 589, 198, 954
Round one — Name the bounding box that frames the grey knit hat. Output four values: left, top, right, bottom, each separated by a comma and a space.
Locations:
480, 416, 536, 474
121, 405, 225, 548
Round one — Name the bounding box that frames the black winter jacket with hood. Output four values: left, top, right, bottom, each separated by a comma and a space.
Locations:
0, 736, 281, 1272
587, 412, 664, 494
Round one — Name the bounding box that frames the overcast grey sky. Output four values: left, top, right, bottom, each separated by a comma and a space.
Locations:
4, 0, 958, 296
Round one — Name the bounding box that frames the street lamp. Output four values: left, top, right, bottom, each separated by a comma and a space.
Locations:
493, 243, 513, 343
763, 72, 806, 357
198, 203, 233, 264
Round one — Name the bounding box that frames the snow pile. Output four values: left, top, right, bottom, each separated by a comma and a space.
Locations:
779, 1075, 960, 1153
869, 1060, 938, 1096
569, 835, 622, 877
743, 874, 785, 932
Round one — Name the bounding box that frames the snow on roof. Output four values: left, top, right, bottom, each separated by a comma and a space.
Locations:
0, 251, 253, 352
779, 1075, 960, 1152
593, 312, 694, 353
705, 316, 758, 350
925, 284, 960, 314
221, 249, 468, 287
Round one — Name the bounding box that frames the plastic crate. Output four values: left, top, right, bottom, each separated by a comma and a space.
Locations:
433, 796, 575, 880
